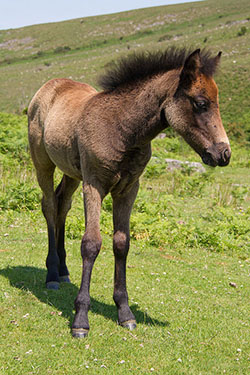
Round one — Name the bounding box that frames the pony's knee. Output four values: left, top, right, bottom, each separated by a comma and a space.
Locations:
81, 233, 102, 261
113, 231, 129, 258
41, 196, 56, 223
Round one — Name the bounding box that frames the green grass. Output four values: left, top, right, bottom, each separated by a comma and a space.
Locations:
0, 0, 250, 373
0, 111, 249, 374
0, 217, 250, 374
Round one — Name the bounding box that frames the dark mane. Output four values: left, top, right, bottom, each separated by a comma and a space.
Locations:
98, 47, 220, 91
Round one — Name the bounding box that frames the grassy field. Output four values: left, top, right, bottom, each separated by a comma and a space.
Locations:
0, 0, 250, 373
0, 112, 249, 374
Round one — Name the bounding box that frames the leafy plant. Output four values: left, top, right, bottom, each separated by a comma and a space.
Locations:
0, 181, 40, 211
237, 26, 247, 36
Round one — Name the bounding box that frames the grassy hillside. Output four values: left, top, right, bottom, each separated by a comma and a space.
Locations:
0, 0, 249, 143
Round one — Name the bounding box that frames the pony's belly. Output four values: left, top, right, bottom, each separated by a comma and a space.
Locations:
44, 126, 82, 180
51, 154, 82, 180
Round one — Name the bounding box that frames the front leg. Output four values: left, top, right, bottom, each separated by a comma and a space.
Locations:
72, 182, 104, 338
112, 181, 139, 330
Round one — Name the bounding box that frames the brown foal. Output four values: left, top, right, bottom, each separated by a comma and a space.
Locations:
28, 47, 231, 337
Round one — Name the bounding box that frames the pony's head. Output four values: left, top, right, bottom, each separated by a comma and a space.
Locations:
164, 49, 231, 167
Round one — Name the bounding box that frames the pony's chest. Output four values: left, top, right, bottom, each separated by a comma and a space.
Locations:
109, 145, 152, 195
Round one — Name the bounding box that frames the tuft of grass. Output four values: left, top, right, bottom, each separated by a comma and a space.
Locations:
237, 26, 247, 36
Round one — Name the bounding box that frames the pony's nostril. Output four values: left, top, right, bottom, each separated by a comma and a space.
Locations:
218, 146, 231, 166
223, 147, 231, 162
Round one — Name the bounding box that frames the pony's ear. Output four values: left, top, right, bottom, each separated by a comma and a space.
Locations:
183, 49, 201, 72
177, 49, 201, 91
213, 51, 222, 69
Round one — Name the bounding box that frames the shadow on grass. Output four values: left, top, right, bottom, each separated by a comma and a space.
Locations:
0, 266, 169, 328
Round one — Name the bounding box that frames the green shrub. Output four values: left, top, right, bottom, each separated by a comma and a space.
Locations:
237, 26, 247, 36
0, 112, 29, 162
0, 181, 40, 211
66, 216, 85, 239
54, 46, 71, 53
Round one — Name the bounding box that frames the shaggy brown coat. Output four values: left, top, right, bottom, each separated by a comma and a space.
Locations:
28, 47, 231, 337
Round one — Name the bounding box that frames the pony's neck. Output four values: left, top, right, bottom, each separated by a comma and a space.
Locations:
113, 70, 179, 148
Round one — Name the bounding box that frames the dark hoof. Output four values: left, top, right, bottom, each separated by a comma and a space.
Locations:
59, 275, 71, 283
120, 320, 137, 330
72, 328, 89, 338
46, 281, 60, 290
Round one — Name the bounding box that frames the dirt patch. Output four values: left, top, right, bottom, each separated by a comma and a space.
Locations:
159, 251, 184, 262
0, 37, 34, 51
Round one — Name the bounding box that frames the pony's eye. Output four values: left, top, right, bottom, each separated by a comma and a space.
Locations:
193, 100, 208, 112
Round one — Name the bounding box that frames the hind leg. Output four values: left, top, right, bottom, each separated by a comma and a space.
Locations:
35, 165, 61, 289
29, 118, 60, 288
55, 175, 80, 282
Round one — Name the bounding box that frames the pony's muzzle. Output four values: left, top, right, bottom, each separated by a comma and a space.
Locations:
202, 142, 231, 167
